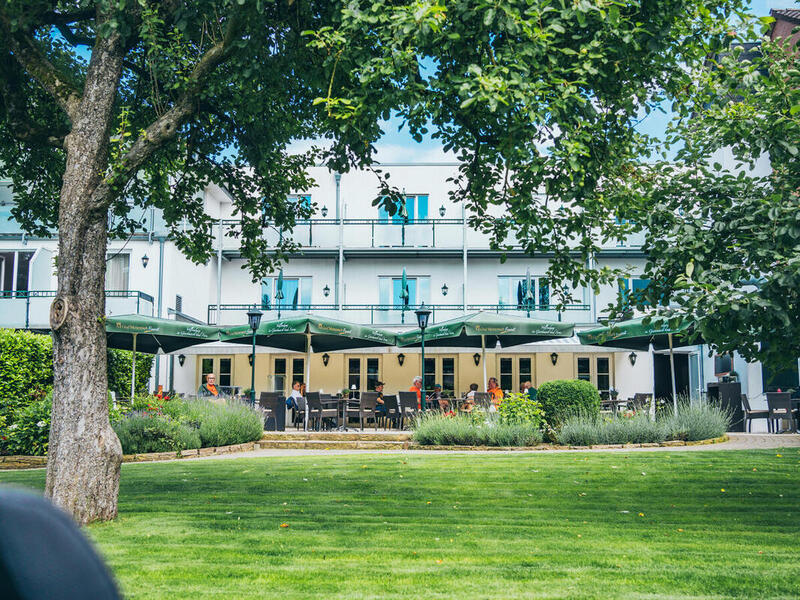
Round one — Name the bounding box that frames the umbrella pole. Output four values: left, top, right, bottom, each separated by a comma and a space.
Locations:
305, 332, 311, 431
130, 333, 137, 402
481, 335, 487, 391
669, 333, 678, 416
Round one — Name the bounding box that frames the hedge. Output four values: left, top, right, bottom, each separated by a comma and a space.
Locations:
537, 379, 601, 427
107, 348, 154, 399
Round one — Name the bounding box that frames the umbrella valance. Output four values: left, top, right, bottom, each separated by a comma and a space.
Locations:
577, 316, 696, 351
397, 312, 574, 348
106, 315, 220, 354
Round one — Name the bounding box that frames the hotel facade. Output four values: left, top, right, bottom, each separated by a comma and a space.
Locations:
0, 163, 789, 408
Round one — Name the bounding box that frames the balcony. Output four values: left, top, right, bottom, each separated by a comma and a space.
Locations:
217, 218, 644, 257
207, 303, 592, 327
0, 290, 154, 329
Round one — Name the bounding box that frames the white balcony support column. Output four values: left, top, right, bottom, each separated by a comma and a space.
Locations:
336, 172, 343, 311
216, 217, 222, 326
462, 200, 467, 313
154, 236, 165, 390
588, 254, 597, 323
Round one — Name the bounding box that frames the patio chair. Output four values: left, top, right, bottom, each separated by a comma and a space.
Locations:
741, 394, 770, 433
381, 394, 401, 430
306, 392, 339, 431
472, 392, 491, 409
292, 396, 307, 430
398, 391, 420, 429
259, 392, 285, 431
347, 391, 379, 430
629, 393, 652, 412
766, 392, 797, 434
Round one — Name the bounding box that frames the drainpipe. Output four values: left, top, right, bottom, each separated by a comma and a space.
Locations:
462, 200, 467, 313
588, 254, 597, 323
335, 172, 343, 311
216, 217, 223, 325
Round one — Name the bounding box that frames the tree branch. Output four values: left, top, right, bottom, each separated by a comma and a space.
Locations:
92, 12, 243, 205
0, 15, 81, 120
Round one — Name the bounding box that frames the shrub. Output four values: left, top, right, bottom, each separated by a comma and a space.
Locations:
195, 400, 264, 447
661, 399, 731, 441
107, 349, 154, 399
537, 379, 601, 426
0, 393, 52, 456
113, 413, 201, 454
0, 329, 53, 420
412, 412, 543, 447
497, 392, 545, 427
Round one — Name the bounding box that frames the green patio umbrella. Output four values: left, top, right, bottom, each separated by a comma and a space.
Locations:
220, 314, 396, 391
275, 269, 285, 318
397, 311, 574, 390
105, 315, 221, 399
578, 316, 700, 413
400, 267, 410, 324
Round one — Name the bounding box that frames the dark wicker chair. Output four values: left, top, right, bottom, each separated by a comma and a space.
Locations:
629, 393, 653, 412
398, 391, 419, 429
472, 392, 491, 409
258, 392, 284, 431
306, 392, 339, 430
766, 392, 797, 433
347, 391, 379, 430
741, 394, 770, 433
381, 394, 400, 429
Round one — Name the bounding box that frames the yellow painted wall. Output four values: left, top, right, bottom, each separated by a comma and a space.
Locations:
535, 353, 574, 385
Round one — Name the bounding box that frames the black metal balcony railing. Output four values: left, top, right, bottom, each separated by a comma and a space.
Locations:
0, 290, 154, 328
207, 302, 591, 326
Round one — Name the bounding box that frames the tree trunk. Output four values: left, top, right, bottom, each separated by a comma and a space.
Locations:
45, 31, 125, 525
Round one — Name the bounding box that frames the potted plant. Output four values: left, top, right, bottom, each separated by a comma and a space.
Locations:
609, 388, 619, 400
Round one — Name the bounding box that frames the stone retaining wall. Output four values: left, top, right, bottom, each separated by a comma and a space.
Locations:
0, 441, 259, 470
410, 435, 729, 452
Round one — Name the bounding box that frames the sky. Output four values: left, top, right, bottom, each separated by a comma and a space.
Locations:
288, 0, 798, 164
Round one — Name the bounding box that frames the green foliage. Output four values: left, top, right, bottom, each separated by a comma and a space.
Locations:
113, 397, 263, 454
0, 329, 52, 420
113, 413, 201, 455
556, 400, 731, 446
0, 393, 52, 456
497, 392, 545, 428
537, 380, 601, 427
412, 412, 542, 447
107, 349, 154, 399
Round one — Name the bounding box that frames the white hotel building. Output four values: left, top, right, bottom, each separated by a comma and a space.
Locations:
0, 163, 791, 413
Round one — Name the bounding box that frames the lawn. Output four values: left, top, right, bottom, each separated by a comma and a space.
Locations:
1, 450, 799, 599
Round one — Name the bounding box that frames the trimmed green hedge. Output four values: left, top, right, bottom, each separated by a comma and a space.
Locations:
107, 348, 154, 399
0, 329, 53, 420
537, 379, 601, 427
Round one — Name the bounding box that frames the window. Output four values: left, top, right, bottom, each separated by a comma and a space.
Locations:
378, 275, 430, 307
497, 275, 552, 310
500, 357, 513, 392
106, 253, 130, 291
597, 357, 610, 399
0, 251, 34, 294
378, 194, 429, 222
274, 358, 286, 392
424, 357, 436, 392
577, 357, 591, 381
175, 294, 183, 313
619, 278, 650, 306
367, 358, 380, 391
219, 358, 232, 387
292, 358, 305, 385
348, 358, 361, 391
442, 358, 455, 393
260, 276, 312, 310
201, 358, 213, 379
519, 357, 532, 388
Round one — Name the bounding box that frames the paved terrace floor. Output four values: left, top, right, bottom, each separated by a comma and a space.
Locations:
135, 433, 800, 465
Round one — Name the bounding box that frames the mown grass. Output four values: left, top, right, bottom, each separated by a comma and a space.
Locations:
1, 449, 799, 599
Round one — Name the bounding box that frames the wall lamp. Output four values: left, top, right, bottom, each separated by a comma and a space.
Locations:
248, 353, 254, 366
322, 353, 330, 367
629, 352, 637, 366
323, 284, 330, 297
321, 206, 329, 217
441, 283, 448, 296
397, 353, 405, 366
141, 254, 149, 269
550, 352, 559, 366
473, 352, 481, 366
177, 354, 186, 367
439, 205, 446, 217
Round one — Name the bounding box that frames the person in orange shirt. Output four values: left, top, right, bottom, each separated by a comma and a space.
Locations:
198, 373, 219, 397
487, 377, 503, 407
409, 376, 422, 410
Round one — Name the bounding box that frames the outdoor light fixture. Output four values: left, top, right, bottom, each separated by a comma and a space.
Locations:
177, 354, 186, 367
550, 352, 559, 366
248, 353, 254, 366
321, 206, 329, 217
415, 303, 432, 410
473, 352, 481, 366
141, 254, 149, 269
397, 353, 405, 366
439, 205, 446, 217
246, 309, 263, 407
323, 284, 330, 297
441, 283, 448, 296
322, 353, 330, 367
629, 351, 637, 366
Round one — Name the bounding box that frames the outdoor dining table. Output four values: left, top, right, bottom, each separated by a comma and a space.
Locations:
602, 398, 628, 414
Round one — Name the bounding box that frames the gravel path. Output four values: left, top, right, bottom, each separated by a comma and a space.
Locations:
123, 433, 800, 466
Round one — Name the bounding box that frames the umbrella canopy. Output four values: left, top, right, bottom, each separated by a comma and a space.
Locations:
397, 311, 574, 348
220, 315, 397, 353
105, 315, 221, 399
397, 312, 574, 390
106, 315, 221, 354
577, 316, 698, 351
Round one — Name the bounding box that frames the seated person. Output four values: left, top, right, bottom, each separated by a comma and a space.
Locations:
427, 383, 449, 411
409, 376, 423, 410
487, 377, 504, 407
375, 381, 387, 414
521, 380, 538, 401
286, 380, 304, 410
461, 383, 479, 412
198, 373, 219, 397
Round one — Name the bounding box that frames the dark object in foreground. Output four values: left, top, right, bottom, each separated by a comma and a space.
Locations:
0, 489, 120, 600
